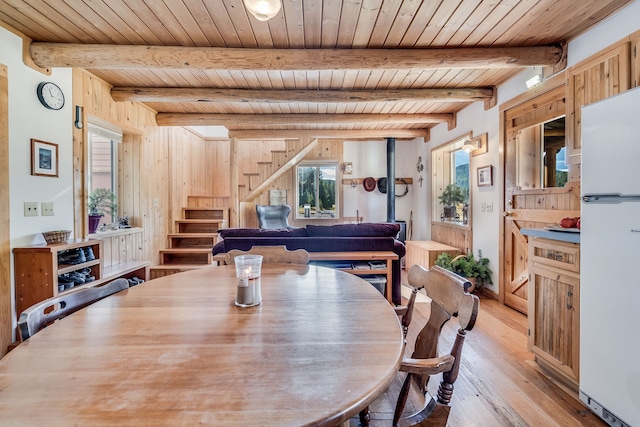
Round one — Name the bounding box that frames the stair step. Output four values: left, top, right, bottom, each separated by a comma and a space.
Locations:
168, 233, 218, 248
182, 207, 228, 221
176, 219, 224, 233
150, 264, 214, 279
160, 248, 212, 265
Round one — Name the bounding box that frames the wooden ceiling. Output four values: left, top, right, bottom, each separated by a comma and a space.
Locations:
0, 0, 631, 139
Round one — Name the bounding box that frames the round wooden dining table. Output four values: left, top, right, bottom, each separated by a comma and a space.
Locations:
0, 264, 404, 426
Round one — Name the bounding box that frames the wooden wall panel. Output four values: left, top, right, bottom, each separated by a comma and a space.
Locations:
566, 41, 631, 181
430, 223, 471, 254
0, 64, 11, 356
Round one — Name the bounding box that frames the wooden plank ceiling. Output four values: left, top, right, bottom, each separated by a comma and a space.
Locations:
0, 0, 631, 139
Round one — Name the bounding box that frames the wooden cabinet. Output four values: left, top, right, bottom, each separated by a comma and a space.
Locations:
528, 237, 580, 389
405, 240, 460, 270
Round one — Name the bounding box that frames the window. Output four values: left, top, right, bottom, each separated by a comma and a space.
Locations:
515, 116, 566, 189
432, 135, 476, 225
87, 123, 121, 226
295, 161, 339, 219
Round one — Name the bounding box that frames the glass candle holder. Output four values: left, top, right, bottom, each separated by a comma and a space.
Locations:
234, 255, 263, 307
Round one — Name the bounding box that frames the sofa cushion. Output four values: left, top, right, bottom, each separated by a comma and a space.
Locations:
306, 223, 400, 238
218, 227, 309, 239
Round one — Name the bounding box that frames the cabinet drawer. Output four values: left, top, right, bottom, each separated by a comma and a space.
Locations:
529, 238, 580, 274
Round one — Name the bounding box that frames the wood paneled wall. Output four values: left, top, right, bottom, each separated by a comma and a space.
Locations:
0, 64, 11, 356
73, 70, 236, 265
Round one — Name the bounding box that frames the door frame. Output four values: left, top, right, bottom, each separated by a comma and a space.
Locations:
498, 74, 566, 307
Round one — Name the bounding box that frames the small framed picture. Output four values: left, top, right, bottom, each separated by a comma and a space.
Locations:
31, 139, 59, 177
477, 165, 493, 187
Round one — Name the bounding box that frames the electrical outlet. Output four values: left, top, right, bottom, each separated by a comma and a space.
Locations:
24, 202, 39, 217
486, 202, 493, 213
42, 202, 55, 216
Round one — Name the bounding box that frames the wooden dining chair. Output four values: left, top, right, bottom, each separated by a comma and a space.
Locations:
224, 245, 310, 265
360, 265, 479, 427
17, 278, 130, 341
394, 265, 479, 426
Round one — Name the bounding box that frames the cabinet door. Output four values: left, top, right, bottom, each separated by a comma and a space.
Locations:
528, 265, 580, 384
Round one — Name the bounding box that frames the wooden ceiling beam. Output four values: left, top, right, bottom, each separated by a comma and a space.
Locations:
30, 43, 564, 70
227, 129, 429, 139
112, 87, 495, 103
156, 113, 453, 127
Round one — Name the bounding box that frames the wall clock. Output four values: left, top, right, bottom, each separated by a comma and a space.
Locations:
36, 81, 65, 110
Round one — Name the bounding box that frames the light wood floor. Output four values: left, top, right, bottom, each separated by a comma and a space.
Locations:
349, 286, 606, 427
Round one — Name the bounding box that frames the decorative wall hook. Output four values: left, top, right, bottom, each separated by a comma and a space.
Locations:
416, 156, 424, 173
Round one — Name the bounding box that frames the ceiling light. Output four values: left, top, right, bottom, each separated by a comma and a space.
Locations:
243, 0, 282, 21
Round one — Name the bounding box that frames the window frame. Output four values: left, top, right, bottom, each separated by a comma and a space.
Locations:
294, 160, 340, 220
87, 122, 122, 226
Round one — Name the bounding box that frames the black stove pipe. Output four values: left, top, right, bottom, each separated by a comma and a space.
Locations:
386, 137, 396, 223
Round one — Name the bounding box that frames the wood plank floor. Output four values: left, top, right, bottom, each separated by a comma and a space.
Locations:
349, 286, 606, 427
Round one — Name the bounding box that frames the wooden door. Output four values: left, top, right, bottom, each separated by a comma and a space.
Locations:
501, 80, 572, 314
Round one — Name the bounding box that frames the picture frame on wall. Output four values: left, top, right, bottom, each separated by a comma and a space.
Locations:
477, 165, 493, 187
31, 139, 58, 177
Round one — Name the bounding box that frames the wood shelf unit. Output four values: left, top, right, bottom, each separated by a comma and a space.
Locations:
13, 239, 103, 319
308, 251, 397, 303
13, 239, 149, 320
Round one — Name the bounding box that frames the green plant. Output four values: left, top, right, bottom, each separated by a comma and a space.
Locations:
434, 251, 493, 289
438, 183, 466, 206
88, 188, 117, 217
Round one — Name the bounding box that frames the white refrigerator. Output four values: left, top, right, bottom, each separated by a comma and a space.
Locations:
580, 87, 640, 427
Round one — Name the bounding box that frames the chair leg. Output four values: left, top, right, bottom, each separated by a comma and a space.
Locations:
393, 373, 413, 426
358, 406, 370, 426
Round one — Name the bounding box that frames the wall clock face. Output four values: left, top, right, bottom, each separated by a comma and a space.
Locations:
36, 82, 65, 110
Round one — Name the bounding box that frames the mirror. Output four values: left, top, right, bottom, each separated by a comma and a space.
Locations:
515, 116, 566, 189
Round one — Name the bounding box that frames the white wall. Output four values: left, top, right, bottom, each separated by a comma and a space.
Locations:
343, 138, 417, 233
1, 27, 74, 248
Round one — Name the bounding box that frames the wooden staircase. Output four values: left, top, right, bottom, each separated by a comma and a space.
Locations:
239, 138, 318, 227
150, 206, 228, 279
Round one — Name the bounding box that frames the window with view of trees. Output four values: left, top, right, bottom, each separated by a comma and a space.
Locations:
432, 135, 473, 225
295, 162, 339, 219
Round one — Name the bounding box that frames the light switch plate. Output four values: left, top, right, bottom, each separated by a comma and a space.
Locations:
42, 202, 55, 216
24, 202, 39, 216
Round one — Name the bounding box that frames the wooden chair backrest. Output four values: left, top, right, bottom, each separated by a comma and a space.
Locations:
224, 245, 310, 265
18, 278, 130, 341
406, 264, 479, 392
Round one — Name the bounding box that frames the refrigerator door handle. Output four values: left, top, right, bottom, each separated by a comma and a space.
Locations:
582, 193, 640, 204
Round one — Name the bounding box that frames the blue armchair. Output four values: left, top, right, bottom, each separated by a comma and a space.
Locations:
255, 204, 294, 229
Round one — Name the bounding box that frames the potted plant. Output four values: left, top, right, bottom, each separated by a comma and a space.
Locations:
438, 184, 466, 220
435, 250, 493, 292
88, 188, 117, 233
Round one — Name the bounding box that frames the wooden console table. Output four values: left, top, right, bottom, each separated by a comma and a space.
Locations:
308, 251, 397, 303
405, 241, 460, 270
215, 250, 397, 303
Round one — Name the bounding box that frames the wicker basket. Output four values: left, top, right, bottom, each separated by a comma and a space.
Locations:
42, 230, 71, 244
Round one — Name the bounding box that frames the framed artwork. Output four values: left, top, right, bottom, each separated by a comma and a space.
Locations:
31, 139, 58, 177
477, 165, 493, 187
269, 189, 287, 206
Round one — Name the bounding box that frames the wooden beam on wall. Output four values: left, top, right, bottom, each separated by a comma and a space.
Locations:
228, 129, 430, 139
112, 87, 496, 104
30, 43, 565, 71
156, 113, 453, 127
0, 64, 11, 355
